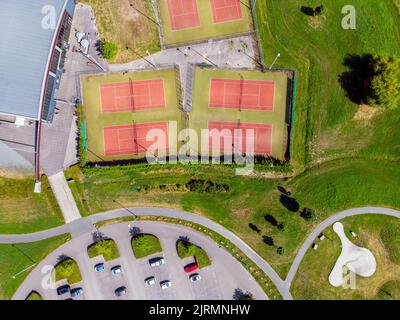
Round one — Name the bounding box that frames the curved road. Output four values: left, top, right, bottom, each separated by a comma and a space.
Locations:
1, 206, 400, 300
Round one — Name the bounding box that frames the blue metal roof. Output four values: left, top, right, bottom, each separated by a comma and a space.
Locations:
0, 0, 68, 119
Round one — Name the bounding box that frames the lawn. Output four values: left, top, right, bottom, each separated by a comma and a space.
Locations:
0, 175, 64, 234
255, 0, 400, 165
291, 215, 400, 300
0, 234, 70, 300
132, 234, 162, 259
158, 0, 252, 45
87, 239, 120, 261
177, 239, 211, 268
81, 68, 184, 162
80, 0, 160, 63
190, 66, 291, 160
26, 291, 43, 300
53, 258, 82, 285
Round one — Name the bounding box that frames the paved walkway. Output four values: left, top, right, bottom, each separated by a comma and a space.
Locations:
48, 172, 82, 223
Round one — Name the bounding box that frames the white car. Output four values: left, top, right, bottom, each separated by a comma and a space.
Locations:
190, 274, 201, 283
145, 276, 156, 286
160, 280, 172, 290
111, 265, 122, 275
150, 258, 165, 267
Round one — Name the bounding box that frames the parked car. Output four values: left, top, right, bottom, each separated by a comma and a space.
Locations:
115, 286, 127, 297
145, 276, 156, 286
57, 285, 70, 296
184, 263, 198, 273
190, 274, 201, 283
70, 287, 84, 297
160, 280, 172, 290
94, 263, 105, 272
111, 265, 122, 275
149, 257, 165, 267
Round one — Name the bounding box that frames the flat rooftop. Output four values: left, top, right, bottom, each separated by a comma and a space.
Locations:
0, 0, 67, 120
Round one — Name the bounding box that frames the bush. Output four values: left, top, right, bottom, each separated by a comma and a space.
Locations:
185, 179, 230, 193
262, 235, 274, 247
87, 239, 120, 261
176, 240, 211, 268
54, 258, 82, 284
101, 41, 119, 60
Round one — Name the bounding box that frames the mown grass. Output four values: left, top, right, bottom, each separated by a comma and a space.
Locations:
291, 215, 400, 300
53, 258, 82, 285
0, 175, 64, 234
0, 234, 70, 300
177, 240, 211, 269
132, 234, 162, 259
256, 0, 400, 165
80, 0, 160, 63
87, 239, 120, 261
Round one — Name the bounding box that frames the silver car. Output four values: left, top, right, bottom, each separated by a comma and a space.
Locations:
150, 257, 165, 268
145, 276, 156, 286
160, 280, 172, 290
190, 274, 201, 283
111, 265, 122, 275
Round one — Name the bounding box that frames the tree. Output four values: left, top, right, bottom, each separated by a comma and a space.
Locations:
300, 208, 315, 221
101, 40, 119, 60
276, 247, 284, 255
368, 56, 400, 109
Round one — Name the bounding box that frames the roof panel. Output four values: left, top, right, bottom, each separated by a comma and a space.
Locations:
0, 0, 67, 119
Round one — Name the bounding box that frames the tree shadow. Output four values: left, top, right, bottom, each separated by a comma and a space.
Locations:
338, 54, 375, 104
248, 223, 261, 234
300, 6, 315, 16
129, 226, 142, 238
57, 254, 70, 263
233, 288, 254, 300
280, 194, 300, 212
91, 231, 106, 243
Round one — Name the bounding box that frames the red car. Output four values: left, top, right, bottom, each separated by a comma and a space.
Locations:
184, 263, 198, 273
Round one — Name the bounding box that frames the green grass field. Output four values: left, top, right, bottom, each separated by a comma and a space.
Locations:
0, 175, 64, 234
81, 68, 184, 162
87, 239, 120, 261
132, 234, 163, 259
190, 67, 290, 160
0, 234, 70, 300
158, 0, 252, 45
255, 0, 400, 165
291, 215, 400, 300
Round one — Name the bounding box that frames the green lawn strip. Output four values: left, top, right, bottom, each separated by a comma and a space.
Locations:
158, 0, 252, 45
0, 175, 64, 234
380, 223, 400, 265
54, 258, 82, 285
94, 216, 135, 229
291, 215, 400, 300
26, 291, 43, 300
0, 234, 71, 300
81, 68, 184, 162
190, 66, 289, 161
87, 239, 120, 261
176, 240, 211, 268
132, 234, 162, 259
256, 0, 400, 165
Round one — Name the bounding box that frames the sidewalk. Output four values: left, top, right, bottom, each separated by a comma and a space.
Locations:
48, 172, 81, 223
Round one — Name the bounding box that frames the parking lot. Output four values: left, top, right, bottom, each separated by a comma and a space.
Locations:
14, 221, 268, 300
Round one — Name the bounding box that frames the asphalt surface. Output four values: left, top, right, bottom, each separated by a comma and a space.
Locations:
13, 221, 267, 300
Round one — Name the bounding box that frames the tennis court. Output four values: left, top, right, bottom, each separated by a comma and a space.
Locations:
104, 122, 169, 156
211, 0, 243, 23
208, 121, 273, 154
101, 80, 166, 113
167, 0, 200, 31
209, 78, 275, 111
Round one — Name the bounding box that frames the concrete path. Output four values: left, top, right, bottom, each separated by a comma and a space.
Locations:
48, 172, 81, 223
284, 206, 400, 291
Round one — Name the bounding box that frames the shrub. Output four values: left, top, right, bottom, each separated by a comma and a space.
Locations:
101, 41, 119, 60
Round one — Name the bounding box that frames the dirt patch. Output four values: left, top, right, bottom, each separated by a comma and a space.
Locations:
354, 104, 382, 122
0, 168, 33, 179
309, 15, 326, 30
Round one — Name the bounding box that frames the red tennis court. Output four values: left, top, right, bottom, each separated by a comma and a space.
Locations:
103, 122, 169, 156
208, 121, 273, 154
211, 0, 243, 23
209, 78, 275, 111
167, 0, 200, 31
100, 80, 165, 113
